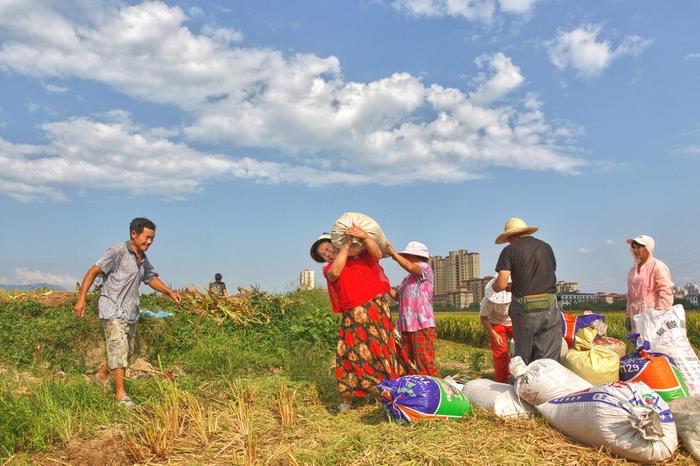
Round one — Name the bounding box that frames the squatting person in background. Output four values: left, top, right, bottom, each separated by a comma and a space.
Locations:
73, 217, 181, 408
310, 228, 410, 412
626, 234, 673, 332
209, 273, 228, 297
479, 277, 513, 383
387, 241, 438, 376
492, 217, 562, 365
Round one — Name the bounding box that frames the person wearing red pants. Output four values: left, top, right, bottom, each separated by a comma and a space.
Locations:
387, 240, 438, 377
480, 277, 513, 383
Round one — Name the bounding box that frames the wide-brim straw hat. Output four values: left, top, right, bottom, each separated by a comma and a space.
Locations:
310, 233, 332, 263
495, 217, 539, 244
399, 241, 430, 259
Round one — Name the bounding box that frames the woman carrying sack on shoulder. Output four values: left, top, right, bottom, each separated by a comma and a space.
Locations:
387, 241, 438, 377
310, 226, 410, 412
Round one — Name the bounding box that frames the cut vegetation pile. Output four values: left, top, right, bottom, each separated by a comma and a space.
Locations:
1, 290, 698, 465
179, 287, 299, 326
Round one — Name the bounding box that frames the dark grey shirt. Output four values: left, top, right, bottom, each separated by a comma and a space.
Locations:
208, 280, 226, 296
95, 241, 158, 323
495, 236, 557, 297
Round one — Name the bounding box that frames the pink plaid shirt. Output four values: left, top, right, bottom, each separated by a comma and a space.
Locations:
396, 262, 436, 332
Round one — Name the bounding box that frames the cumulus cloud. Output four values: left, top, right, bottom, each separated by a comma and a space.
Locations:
0, 113, 370, 201
605, 239, 615, 245
684, 52, 700, 61
0, 267, 78, 289
391, 0, 538, 23
470, 52, 524, 104
0, 1, 585, 200
547, 24, 653, 78
578, 247, 590, 254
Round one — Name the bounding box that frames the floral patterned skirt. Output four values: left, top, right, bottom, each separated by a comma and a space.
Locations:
336, 295, 412, 397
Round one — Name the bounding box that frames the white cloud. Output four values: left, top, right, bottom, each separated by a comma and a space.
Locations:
200, 25, 243, 44
0, 267, 78, 289
578, 247, 590, 254
391, 0, 538, 23
605, 239, 615, 245
0, 1, 585, 200
672, 145, 700, 156
683, 52, 700, 61
43, 82, 69, 92
470, 52, 524, 105
0, 113, 370, 201
547, 24, 653, 78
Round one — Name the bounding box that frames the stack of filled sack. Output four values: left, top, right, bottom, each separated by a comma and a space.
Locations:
378, 306, 700, 463
522, 306, 700, 463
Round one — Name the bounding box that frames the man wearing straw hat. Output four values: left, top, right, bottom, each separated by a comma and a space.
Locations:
492, 218, 562, 364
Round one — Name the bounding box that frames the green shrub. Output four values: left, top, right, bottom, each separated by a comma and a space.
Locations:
0, 301, 98, 372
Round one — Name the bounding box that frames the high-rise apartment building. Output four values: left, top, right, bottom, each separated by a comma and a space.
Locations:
430, 249, 481, 307
299, 269, 315, 290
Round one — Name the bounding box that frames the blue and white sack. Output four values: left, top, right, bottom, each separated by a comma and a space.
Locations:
538, 381, 678, 463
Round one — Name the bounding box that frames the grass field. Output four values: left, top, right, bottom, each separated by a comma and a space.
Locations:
0, 289, 698, 465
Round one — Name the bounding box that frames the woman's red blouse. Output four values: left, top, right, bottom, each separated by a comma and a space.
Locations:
323, 251, 390, 312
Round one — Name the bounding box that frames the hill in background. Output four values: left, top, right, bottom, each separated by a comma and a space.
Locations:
0, 283, 67, 291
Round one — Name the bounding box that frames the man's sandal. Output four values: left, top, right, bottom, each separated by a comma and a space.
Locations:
118, 395, 137, 409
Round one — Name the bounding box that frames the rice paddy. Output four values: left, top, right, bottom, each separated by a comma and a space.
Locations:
1, 289, 698, 465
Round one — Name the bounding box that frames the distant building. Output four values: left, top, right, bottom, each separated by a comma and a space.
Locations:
556, 281, 578, 293
688, 294, 699, 309
685, 282, 699, 296
673, 285, 688, 299
299, 269, 315, 290
447, 288, 474, 309
462, 276, 493, 305
430, 249, 480, 307
557, 290, 597, 308
595, 292, 627, 304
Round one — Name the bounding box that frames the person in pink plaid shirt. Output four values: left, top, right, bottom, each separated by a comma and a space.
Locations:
388, 241, 438, 376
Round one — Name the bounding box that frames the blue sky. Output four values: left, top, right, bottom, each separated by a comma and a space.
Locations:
0, 0, 698, 293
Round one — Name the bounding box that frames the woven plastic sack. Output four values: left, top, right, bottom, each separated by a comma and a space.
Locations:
461, 379, 536, 418
538, 381, 677, 463
633, 305, 700, 396
592, 335, 626, 357
670, 396, 700, 461
378, 375, 472, 423
509, 356, 592, 406
562, 327, 620, 385
560, 312, 605, 349
331, 212, 389, 258
620, 339, 690, 403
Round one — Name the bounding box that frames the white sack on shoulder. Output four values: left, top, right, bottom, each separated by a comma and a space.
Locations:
509, 356, 592, 406
633, 305, 700, 396
462, 379, 536, 418
331, 212, 389, 258
538, 381, 678, 463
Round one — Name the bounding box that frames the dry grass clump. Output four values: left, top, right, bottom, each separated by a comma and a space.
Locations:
179, 286, 299, 326
122, 378, 301, 465
0, 289, 77, 307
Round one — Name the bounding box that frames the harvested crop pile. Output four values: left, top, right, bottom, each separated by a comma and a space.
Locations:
180, 286, 299, 326
0, 289, 76, 307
